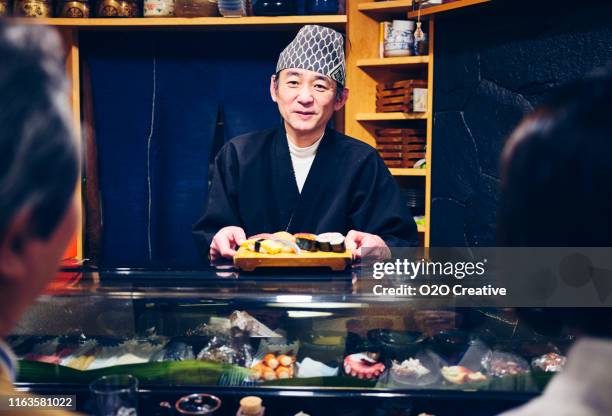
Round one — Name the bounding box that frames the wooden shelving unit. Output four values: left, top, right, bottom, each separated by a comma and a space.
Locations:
346, 0, 490, 247
345, 0, 433, 246
357, 56, 429, 69
356, 112, 428, 121
358, 0, 413, 17
13, 15, 347, 30
407, 0, 491, 19
389, 168, 427, 176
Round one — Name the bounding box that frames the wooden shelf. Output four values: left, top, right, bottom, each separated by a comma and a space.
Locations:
358, 0, 414, 18
390, 168, 427, 176
407, 0, 491, 18
356, 112, 428, 121
11, 15, 347, 30
357, 56, 429, 69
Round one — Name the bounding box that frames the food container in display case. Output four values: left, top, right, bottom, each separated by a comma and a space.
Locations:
57, 0, 90, 17
9, 266, 579, 415
13, 0, 51, 17
95, 0, 139, 16
143, 0, 173, 16
174, 0, 218, 16
0, 0, 9, 16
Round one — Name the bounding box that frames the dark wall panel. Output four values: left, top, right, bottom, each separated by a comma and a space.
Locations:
431, 0, 612, 246
83, 31, 293, 266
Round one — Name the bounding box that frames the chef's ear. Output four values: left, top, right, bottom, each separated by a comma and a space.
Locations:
334, 87, 349, 111
270, 74, 278, 103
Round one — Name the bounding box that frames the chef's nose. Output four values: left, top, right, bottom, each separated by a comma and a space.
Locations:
296, 84, 314, 105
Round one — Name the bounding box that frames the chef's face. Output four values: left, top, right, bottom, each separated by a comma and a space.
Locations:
270, 68, 348, 139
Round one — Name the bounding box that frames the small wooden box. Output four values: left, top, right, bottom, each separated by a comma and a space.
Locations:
376, 80, 428, 113
375, 128, 426, 168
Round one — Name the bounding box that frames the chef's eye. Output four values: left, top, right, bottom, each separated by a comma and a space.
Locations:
287, 80, 299, 87
314, 84, 328, 91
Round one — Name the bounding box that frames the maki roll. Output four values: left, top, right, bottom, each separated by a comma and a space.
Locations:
316, 234, 332, 252
317, 232, 345, 253
295, 233, 318, 252
330, 234, 346, 253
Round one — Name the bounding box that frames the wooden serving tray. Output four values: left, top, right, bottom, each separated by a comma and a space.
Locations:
233, 247, 352, 271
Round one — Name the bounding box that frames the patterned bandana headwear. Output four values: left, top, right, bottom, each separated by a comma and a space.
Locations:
276, 25, 346, 86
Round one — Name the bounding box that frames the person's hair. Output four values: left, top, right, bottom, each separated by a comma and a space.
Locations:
499, 65, 612, 340
273, 70, 345, 102
498, 64, 612, 247
0, 23, 78, 240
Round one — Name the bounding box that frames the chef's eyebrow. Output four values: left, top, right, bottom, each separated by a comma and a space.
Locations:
285, 70, 303, 78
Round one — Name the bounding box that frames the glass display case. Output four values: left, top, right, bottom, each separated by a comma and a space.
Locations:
8, 266, 574, 415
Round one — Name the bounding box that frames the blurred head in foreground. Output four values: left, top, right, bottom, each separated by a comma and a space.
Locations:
498, 64, 612, 247
498, 64, 612, 339
0, 23, 79, 338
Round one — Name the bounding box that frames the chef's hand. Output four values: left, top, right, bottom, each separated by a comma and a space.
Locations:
210, 226, 246, 261
345, 230, 390, 260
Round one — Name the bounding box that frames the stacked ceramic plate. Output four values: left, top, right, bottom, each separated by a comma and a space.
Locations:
218, 0, 246, 16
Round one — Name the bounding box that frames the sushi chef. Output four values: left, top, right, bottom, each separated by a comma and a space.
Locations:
193, 25, 419, 261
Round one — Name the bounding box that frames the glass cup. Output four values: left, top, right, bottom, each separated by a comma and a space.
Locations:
175, 393, 222, 415
90, 374, 139, 416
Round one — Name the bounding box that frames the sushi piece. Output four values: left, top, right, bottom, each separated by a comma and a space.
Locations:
65, 354, 96, 370
317, 232, 345, 252
441, 366, 487, 384
343, 353, 385, 379
532, 352, 567, 373
87, 350, 119, 369
275, 365, 292, 379
391, 358, 431, 378
255, 239, 284, 254
295, 233, 318, 252
278, 354, 294, 367
262, 368, 277, 381
316, 234, 332, 252
25, 338, 73, 365
271, 238, 301, 254
254, 239, 266, 253
242, 238, 284, 254
250, 362, 267, 380
243, 237, 300, 255
273, 231, 296, 243
264, 353, 279, 369
329, 234, 346, 253
240, 239, 259, 252
114, 353, 149, 366
249, 233, 275, 240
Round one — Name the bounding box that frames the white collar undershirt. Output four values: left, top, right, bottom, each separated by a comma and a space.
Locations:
287, 133, 324, 193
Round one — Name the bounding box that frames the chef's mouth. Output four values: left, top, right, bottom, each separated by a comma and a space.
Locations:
295, 111, 316, 116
